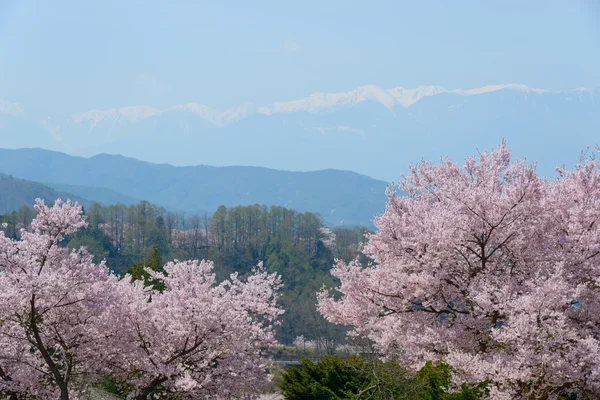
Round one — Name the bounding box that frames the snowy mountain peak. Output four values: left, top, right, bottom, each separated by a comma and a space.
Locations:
71, 106, 160, 129
349, 85, 397, 110
259, 85, 400, 115
170, 103, 218, 123
454, 84, 549, 96
66, 84, 588, 130
0, 100, 25, 117
169, 103, 253, 127
387, 85, 448, 107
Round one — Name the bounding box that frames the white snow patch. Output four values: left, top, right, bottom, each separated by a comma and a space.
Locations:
260, 85, 396, 115
72, 106, 161, 129
263, 83, 554, 113
72, 103, 254, 130
0, 100, 25, 116
453, 84, 549, 96
387, 85, 448, 107
69, 84, 591, 129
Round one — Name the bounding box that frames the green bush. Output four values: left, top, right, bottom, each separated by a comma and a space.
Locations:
279, 355, 371, 400
415, 362, 486, 400
279, 356, 485, 400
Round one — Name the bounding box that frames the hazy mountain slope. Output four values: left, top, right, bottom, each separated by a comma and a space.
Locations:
1, 84, 597, 182
0, 149, 388, 227
0, 173, 89, 214
44, 182, 140, 206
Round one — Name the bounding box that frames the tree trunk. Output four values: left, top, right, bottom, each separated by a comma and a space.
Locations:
29, 295, 70, 400
135, 376, 168, 400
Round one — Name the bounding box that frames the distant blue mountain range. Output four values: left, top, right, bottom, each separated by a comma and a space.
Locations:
0, 148, 388, 227
1, 84, 597, 182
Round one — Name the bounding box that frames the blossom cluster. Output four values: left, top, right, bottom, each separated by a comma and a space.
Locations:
0, 199, 282, 400
319, 144, 600, 399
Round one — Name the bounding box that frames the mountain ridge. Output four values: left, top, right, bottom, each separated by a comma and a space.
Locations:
1, 83, 599, 182
0, 148, 388, 227
67, 83, 596, 128
0, 172, 91, 214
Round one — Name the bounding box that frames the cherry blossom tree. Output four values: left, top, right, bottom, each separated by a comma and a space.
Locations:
0, 199, 122, 400
109, 260, 282, 399
319, 144, 600, 399
0, 199, 283, 400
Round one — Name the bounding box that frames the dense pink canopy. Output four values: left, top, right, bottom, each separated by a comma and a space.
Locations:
0, 199, 120, 399
109, 259, 282, 399
319, 144, 600, 399
0, 199, 282, 400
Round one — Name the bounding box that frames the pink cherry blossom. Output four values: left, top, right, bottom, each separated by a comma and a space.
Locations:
0, 199, 121, 399
319, 144, 600, 399
0, 199, 283, 400
108, 260, 282, 399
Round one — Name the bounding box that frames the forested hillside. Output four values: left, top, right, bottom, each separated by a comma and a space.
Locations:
0, 200, 370, 346
47, 182, 140, 206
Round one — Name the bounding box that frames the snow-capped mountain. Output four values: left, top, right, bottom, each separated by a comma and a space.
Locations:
67, 83, 567, 128
1, 84, 598, 182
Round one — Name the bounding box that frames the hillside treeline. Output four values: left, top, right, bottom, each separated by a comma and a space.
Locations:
0, 200, 371, 346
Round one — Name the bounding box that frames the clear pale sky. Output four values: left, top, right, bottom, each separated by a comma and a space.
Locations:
1, 0, 599, 116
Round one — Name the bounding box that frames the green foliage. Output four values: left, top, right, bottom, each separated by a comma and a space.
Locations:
559, 393, 578, 400
198, 204, 367, 344
280, 356, 371, 400
95, 375, 132, 397
280, 357, 485, 400
125, 246, 166, 291
0, 205, 36, 238
65, 204, 115, 264
416, 362, 486, 400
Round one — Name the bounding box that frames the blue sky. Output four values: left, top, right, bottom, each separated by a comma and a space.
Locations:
1, 0, 599, 115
